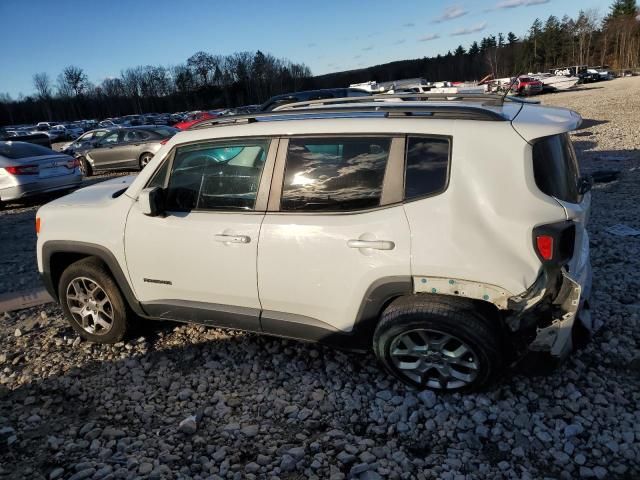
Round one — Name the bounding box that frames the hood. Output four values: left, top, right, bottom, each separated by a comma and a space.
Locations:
45, 175, 136, 207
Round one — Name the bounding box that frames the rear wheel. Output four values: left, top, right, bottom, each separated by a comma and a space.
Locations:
139, 152, 153, 170
373, 295, 502, 392
58, 258, 129, 343
78, 156, 93, 177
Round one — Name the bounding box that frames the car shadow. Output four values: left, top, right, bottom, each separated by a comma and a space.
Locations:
576, 118, 609, 130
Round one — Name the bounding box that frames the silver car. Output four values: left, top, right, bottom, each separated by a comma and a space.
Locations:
0, 141, 82, 206
74, 126, 177, 176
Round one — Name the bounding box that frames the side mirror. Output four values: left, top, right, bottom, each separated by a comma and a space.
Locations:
578, 175, 593, 195
139, 187, 165, 217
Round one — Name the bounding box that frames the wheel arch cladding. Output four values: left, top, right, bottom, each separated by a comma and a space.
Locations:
41, 241, 145, 316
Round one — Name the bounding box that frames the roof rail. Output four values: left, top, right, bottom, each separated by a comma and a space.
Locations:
187, 104, 507, 130
271, 92, 513, 111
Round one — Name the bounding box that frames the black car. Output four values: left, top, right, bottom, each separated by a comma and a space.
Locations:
259, 88, 371, 112
578, 71, 600, 84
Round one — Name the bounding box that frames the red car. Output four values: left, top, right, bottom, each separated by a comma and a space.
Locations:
174, 111, 220, 130
515, 77, 543, 96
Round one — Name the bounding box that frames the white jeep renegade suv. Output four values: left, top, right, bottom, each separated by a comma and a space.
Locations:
36, 94, 593, 392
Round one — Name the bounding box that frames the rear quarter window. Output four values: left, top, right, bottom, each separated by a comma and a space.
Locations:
532, 133, 581, 203
404, 137, 450, 200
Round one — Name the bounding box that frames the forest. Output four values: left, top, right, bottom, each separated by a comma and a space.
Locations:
1, 0, 638, 126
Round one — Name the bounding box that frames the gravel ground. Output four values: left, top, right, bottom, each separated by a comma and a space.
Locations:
1, 79, 639, 479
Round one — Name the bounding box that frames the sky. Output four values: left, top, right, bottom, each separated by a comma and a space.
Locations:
0, 0, 611, 98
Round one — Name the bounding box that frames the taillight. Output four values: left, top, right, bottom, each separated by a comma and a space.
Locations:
532, 221, 576, 265
35, 217, 41, 235
535, 235, 554, 261
160, 139, 169, 145
5, 165, 39, 175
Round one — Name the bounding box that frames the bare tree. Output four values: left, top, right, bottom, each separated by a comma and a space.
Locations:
187, 52, 216, 86
61, 65, 89, 96
33, 73, 52, 99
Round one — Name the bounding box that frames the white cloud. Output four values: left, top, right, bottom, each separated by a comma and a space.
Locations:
418, 33, 440, 42
434, 6, 468, 23
451, 22, 487, 36
494, 0, 550, 9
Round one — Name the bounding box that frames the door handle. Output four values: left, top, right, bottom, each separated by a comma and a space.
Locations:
215, 234, 251, 244
347, 239, 395, 250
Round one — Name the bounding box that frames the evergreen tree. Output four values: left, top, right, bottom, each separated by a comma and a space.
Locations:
608, 0, 637, 17
507, 32, 518, 44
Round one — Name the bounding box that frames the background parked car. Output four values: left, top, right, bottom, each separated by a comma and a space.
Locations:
73, 125, 178, 176
60, 129, 111, 156
0, 141, 81, 207
174, 111, 221, 130
259, 88, 371, 111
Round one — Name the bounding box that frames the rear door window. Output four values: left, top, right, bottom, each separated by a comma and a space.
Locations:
532, 133, 581, 203
404, 137, 450, 200
280, 137, 391, 211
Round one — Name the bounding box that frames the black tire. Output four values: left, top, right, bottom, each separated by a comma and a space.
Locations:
139, 152, 153, 170
78, 156, 93, 177
373, 295, 503, 392
58, 257, 129, 344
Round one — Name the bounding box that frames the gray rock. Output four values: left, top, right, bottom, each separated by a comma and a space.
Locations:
359, 471, 383, 480
67, 468, 95, 480
564, 424, 584, 438
359, 451, 377, 464
138, 463, 153, 475
49, 468, 64, 480
178, 416, 197, 434
280, 454, 297, 472
241, 424, 259, 437
417, 390, 437, 408
245, 462, 260, 473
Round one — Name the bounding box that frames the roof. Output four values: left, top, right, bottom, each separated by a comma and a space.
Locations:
179, 93, 581, 143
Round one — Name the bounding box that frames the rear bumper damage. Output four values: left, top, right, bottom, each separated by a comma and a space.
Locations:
507, 264, 591, 360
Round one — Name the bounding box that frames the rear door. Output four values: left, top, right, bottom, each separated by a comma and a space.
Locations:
257, 136, 411, 335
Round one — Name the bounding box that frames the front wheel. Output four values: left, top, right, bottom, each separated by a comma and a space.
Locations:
58, 258, 129, 344
373, 296, 503, 392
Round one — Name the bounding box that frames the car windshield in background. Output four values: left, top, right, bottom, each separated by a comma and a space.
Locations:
0, 141, 53, 159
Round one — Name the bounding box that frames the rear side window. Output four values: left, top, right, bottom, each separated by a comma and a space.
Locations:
281, 137, 391, 211
532, 133, 581, 203
404, 137, 450, 200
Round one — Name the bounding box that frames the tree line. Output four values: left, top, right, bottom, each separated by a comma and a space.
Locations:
315, 0, 639, 89
1, 0, 638, 126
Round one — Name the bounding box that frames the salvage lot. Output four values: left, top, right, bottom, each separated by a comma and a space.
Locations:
1, 79, 640, 479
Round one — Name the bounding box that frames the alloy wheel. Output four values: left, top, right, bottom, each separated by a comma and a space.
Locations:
66, 276, 115, 335
389, 328, 480, 390
140, 154, 152, 168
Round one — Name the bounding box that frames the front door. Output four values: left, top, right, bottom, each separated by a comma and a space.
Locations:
258, 136, 411, 334
88, 130, 126, 168
124, 137, 277, 331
